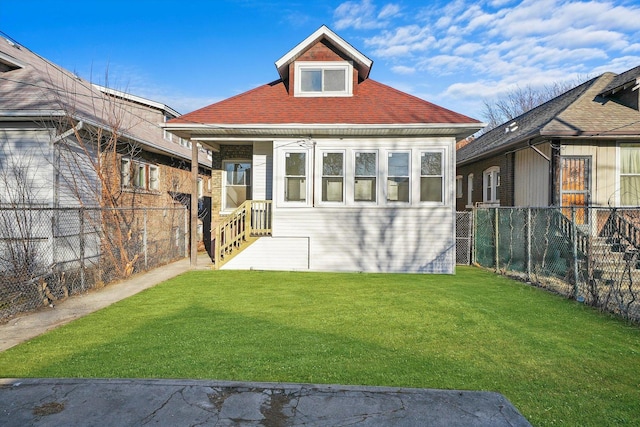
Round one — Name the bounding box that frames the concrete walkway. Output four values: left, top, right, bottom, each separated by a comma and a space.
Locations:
0, 255, 532, 426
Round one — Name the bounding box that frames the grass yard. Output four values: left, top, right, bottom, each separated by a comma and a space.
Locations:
0, 267, 638, 426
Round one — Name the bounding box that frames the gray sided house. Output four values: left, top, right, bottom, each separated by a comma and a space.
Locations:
457, 65, 640, 222
0, 36, 212, 283
165, 25, 483, 273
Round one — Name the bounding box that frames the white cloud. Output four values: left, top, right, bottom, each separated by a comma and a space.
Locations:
378, 3, 401, 19
365, 25, 434, 57
334, 0, 401, 30
336, 0, 640, 117
391, 64, 416, 74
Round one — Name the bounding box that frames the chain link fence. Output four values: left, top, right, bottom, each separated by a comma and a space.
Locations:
0, 206, 187, 321
456, 211, 473, 265
473, 207, 640, 322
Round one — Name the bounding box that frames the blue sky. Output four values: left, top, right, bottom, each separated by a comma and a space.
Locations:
2, 0, 640, 120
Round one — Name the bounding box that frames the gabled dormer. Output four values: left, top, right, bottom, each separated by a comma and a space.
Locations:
274, 25, 372, 97
598, 65, 640, 111
0, 39, 25, 73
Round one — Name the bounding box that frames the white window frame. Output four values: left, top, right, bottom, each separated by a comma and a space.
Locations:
456, 175, 463, 199
294, 61, 353, 97
121, 158, 131, 188
619, 143, 640, 206
353, 150, 378, 204
483, 166, 500, 204
282, 150, 310, 206
122, 158, 160, 192
134, 163, 147, 189
466, 173, 474, 208
149, 165, 160, 191
222, 160, 252, 212
386, 151, 411, 204
318, 150, 345, 205
419, 150, 445, 204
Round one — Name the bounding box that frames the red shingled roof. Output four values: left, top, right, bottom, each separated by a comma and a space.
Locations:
170, 78, 480, 126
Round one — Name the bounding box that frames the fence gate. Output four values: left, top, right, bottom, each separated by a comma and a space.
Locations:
456, 211, 473, 264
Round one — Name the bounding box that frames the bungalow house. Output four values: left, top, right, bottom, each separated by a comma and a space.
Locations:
164, 26, 483, 273
0, 36, 212, 282
456, 64, 640, 222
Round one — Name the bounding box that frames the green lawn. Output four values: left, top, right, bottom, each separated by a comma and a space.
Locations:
1, 267, 638, 426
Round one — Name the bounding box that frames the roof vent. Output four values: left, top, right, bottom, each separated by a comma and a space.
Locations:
505, 122, 518, 133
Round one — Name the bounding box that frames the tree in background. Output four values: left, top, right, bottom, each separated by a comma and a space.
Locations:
481, 81, 582, 132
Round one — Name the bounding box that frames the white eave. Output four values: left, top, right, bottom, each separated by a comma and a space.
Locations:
93, 84, 181, 117
163, 122, 485, 141
274, 25, 373, 82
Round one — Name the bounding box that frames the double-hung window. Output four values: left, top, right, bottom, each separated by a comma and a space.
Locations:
354, 151, 377, 202
387, 152, 410, 203
134, 163, 147, 189
121, 158, 131, 188
483, 166, 500, 204
284, 152, 307, 202
224, 161, 251, 210
149, 165, 159, 191
321, 152, 344, 203
420, 151, 443, 202
620, 144, 640, 206
121, 158, 160, 192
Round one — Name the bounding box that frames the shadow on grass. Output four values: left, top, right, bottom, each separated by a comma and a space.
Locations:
13, 304, 485, 388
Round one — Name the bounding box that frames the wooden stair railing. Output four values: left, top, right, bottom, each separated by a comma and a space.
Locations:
213, 200, 272, 268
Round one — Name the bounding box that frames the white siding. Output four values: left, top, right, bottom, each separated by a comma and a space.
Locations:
0, 128, 54, 205
514, 144, 550, 207
56, 135, 100, 207
252, 141, 273, 200
287, 207, 451, 273
221, 237, 309, 270
228, 137, 456, 274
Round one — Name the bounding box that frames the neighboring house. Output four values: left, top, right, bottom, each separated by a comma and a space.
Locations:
164, 25, 483, 273
0, 36, 212, 273
456, 65, 640, 223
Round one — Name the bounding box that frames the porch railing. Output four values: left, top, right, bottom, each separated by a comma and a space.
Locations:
213, 200, 272, 267
552, 207, 589, 255
602, 208, 640, 252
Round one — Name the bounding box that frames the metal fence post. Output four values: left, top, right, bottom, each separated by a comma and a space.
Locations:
494, 208, 500, 271
80, 207, 85, 290
143, 208, 148, 270
527, 208, 532, 281
571, 207, 579, 298
184, 207, 189, 258
467, 211, 473, 265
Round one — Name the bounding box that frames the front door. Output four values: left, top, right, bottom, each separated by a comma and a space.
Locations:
223, 161, 252, 211
560, 156, 591, 224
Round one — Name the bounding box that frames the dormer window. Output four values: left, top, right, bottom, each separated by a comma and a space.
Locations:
295, 61, 352, 97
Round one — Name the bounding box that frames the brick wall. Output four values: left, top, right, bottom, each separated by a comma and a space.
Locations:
456, 153, 514, 210
287, 39, 360, 96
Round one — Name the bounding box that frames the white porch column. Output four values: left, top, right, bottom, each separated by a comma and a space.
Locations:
191, 141, 198, 266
